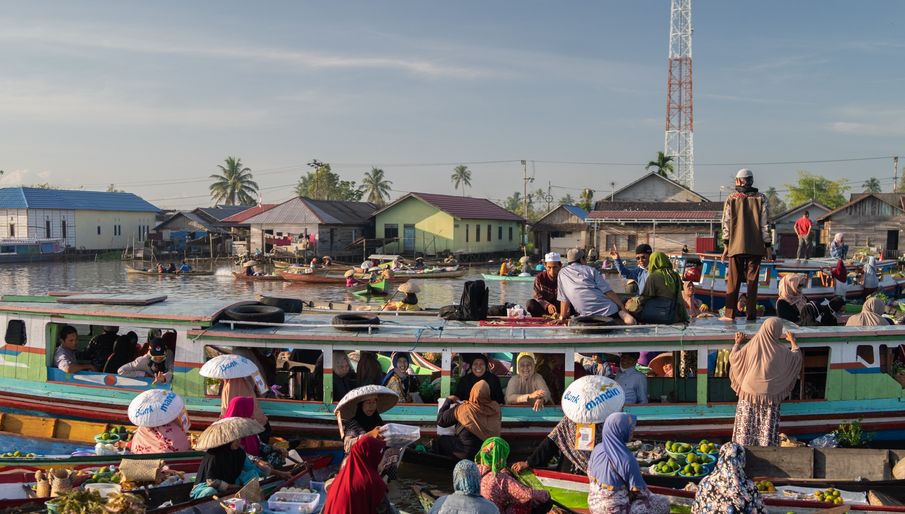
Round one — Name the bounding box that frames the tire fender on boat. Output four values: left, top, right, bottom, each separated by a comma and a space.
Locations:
223, 304, 285, 327
331, 314, 380, 331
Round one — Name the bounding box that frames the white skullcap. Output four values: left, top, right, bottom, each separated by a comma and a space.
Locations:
544, 252, 561, 263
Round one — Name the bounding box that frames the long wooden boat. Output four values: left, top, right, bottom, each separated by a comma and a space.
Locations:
481, 273, 535, 282
231, 271, 286, 282
677, 255, 905, 309
125, 266, 215, 277
0, 294, 904, 443
280, 267, 466, 284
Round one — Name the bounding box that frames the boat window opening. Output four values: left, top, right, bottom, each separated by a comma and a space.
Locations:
795, 347, 829, 400
857, 345, 875, 365
202, 345, 281, 399
4, 319, 26, 345
502, 352, 564, 407
708, 348, 735, 402
645, 351, 697, 404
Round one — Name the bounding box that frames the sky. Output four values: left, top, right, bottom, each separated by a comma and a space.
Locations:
0, 1, 902, 209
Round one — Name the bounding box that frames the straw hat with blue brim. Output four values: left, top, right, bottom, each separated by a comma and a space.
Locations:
334, 385, 399, 419
199, 354, 258, 379
195, 417, 265, 451
128, 389, 185, 428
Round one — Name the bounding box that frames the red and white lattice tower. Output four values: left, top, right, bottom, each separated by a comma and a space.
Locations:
664, 0, 694, 189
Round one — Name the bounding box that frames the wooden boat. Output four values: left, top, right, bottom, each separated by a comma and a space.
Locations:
481, 273, 535, 282
231, 271, 286, 282
125, 266, 215, 277
351, 279, 388, 297
2, 294, 905, 442
282, 267, 466, 284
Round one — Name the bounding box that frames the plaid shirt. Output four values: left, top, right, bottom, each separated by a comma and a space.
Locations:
533, 272, 558, 310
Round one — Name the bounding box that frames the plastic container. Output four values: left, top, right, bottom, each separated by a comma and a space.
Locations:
84, 482, 122, 498
267, 491, 320, 513
380, 423, 420, 447
693, 452, 717, 471
665, 450, 690, 463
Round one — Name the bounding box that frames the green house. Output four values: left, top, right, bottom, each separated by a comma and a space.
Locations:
372, 192, 524, 255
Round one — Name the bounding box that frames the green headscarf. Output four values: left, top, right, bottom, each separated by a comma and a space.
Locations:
475, 436, 510, 474
648, 252, 680, 291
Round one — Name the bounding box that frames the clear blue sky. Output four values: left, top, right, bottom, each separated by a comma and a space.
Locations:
0, 1, 902, 208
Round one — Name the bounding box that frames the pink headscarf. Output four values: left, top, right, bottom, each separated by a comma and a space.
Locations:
223, 396, 261, 456
221, 377, 268, 426
130, 420, 191, 454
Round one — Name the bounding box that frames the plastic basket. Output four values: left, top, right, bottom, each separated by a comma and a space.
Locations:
267, 491, 320, 513
381, 423, 420, 447
648, 464, 678, 476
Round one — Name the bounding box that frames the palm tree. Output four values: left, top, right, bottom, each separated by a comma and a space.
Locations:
863, 177, 882, 194
360, 167, 392, 206
645, 152, 675, 177
209, 157, 259, 206
578, 188, 594, 211
451, 165, 472, 196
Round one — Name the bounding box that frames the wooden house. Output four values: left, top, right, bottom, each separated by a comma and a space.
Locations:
772, 201, 831, 258
818, 193, 905, 258
531, 205, 588, 255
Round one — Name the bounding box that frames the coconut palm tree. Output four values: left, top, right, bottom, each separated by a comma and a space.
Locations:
209, 157, 259, 206
863, 177, 882, 194
578, 188, 594, 211
645, 152, 675, 177
360, 167, 392, 206
451, 165, 472, 196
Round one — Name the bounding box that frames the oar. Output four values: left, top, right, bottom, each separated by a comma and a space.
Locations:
511, 468, 581, 514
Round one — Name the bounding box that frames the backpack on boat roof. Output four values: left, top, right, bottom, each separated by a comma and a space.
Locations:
439, 280, 489, 321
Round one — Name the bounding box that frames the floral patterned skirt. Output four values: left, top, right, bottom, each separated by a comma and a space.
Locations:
732, 398, 781, 447
588, 483, 669, 514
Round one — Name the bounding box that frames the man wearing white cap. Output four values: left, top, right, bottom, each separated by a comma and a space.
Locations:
526, 252, 564, 316
721, 168, 772, 322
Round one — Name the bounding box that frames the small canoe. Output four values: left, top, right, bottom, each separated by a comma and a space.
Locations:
281, 268, 466, 284
125, 266, 214, 276
232, 271, 286, 282
351, 279, 388, 297
481, 273, 535, 282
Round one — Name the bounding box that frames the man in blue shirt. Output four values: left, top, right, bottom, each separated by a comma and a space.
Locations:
178, 260, 192, 273
610, 243, 652, 291
556, 248, 636, 325
615, 352, 648, 404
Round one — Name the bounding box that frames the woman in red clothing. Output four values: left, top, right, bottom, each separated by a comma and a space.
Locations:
322, 435, 397, 514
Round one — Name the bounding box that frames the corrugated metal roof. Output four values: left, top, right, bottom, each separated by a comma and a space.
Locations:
591, 201, 723, 212
196, 206, 249, 221
0, 187, 159, 212
244, 197, 376, 225
376, 192, 523, 221
587, 210, 721, 221
221, 204, 277, 223
562, 205, 588, 219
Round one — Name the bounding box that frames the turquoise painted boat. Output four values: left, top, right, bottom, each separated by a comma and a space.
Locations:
0, 293, 903, 442
481, 273, 535, 282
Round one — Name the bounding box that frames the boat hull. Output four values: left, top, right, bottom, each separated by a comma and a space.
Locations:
125, 267, 214, 277
481, 274, 535, 282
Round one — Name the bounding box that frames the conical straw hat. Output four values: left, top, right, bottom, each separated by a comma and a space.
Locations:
334, 385, 399, 419
195, 417, 264, 451
344, 269, 356, 278
397, 281, 420, 294
243, 260, 257, 268
199, 354, 258, 379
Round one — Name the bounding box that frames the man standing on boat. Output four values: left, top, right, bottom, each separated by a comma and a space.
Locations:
721, 168, 772, 322
556, 248, 636, 325
610, 243, 652, 291
526, 252, 563, 317
794, 210, 812, 263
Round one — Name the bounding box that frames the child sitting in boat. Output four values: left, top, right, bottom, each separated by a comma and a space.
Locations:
118, 338, 174, 384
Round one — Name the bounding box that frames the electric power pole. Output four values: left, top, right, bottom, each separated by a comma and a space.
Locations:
894, 156, 899, 192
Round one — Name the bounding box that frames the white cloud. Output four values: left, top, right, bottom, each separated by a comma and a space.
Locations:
0, 168, 51, 186
826, 106, 905, 137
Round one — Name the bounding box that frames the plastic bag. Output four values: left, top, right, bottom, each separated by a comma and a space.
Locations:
808, 433, 838, 448
381, 423, 420, 447
507, 305, 527, 318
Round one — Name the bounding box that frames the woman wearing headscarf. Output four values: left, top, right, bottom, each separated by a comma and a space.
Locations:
322, 435, 397, 514
102, 332, 138, 374
681, 281, 703, 318
511, 416, 603, 476
638, 252, 688, 324
437, 381, 502, 460
798, 301, 822, 327
846, 296, 889, 326
776, 274, 807, 323
223, 396, 285, 468
818, 296, 846, 326
691, 442, 766, 514
830, 233, 848, 260
429, 460, 500, 514
130, 400, 191, 455
863, 256, 880, 296
729, 318, 803, 446
455, 354, 505, 405
219, 375, 269, 441
587, 413, 669, 514
356, 351, 383, 386
505, 353, 552, 411
310, 351, 358, 401
339, 392, 400, 480
475, 437, 551, 514
381, 352, 419, 402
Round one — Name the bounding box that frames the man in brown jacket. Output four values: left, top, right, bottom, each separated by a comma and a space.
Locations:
720, 168, 772, 321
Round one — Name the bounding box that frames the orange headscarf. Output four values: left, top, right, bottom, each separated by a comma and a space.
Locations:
453, 381, 502, 441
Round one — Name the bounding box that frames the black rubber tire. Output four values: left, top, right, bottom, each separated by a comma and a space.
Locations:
331, 314, 380, 331
257, 295, 304, 314
224, 304, 285, 327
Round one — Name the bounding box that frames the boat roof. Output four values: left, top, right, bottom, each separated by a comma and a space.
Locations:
0, 295, 233, 326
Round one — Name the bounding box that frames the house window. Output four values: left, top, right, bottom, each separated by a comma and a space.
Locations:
45, 220, 51, 238
466, 224, 470, 243
384, 223, 399, 240
508, 226, 513, 241
9, 224, 14, 237
61, 220, 67, 239
487, 224, 491, 242
97, 226, 101, 235
498, 226, 503, 240
476, 224, 481, 242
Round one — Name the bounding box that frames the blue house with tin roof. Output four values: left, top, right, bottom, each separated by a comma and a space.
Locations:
0, 187, 159, 250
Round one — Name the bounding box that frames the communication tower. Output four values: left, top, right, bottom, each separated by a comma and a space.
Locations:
664, 0, 694, 188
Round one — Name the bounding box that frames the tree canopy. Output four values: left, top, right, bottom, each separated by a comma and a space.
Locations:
295, 160, 362, 201
763, 187, 787, 215
360, 167, 392, 206
785, 171, 849, 209
451, 165, 472, 195
646, 152, 674, 177
209, 156, 258, 206
862, 177, 882, 194
578, 188, 594, 211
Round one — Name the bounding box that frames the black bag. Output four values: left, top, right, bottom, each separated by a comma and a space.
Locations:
459, 280, 489, 321
639, 297, 676, 324
439, 305, 463, 320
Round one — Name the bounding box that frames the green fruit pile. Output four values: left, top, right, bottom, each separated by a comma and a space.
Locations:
697, 439, 717, 454
653, 458, 680, 474
681, 461, 705, 476
0, 450, 36, 459
665, 440, 691, 453
86, 466, 121, 484
755, 480, 775, 492
815, 488, 843, 505
685, 453, 706, 465
96, 431, 119, 442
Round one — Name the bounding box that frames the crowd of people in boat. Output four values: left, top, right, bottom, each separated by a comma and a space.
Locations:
144, 260, 192, 274
53, 325, 175, 382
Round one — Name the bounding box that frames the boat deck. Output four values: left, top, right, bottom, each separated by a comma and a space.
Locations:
0, 296, 236, 325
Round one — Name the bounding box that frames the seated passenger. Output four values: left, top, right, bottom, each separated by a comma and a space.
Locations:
557, 248, 636, 325
588, 413, 669, 514
637, 252, 689, 324
166, 263, 177, 273
118, 338, 174, 384
245, 264, 255, 276
437, 382, 502, 460
54, 325, 95, 373
817, 296, 846, 326
830, 232, 848, 260
846, 296, 889, 326
224, 396, 286, 468
355, 351, 383, 386
512, 416, 602, 476
338, 388, 401, 481
322, 436, 397, 514
648, 352, 674, 378
526, 252, 562, 317
381, 352, 419, 402
682, 281, 703, 317
130, 392, 191, 454
610, 243, 652, 291
691, 442, 765, 514
615, 352, 648, 404
156, 263, 166, 273
455, 354, 505, 404
310, 257, 320, 269
498, 258, 514, 277
504, 352, 552, 411
344, 269, 359, 287
178, 260, 192, 273
102, 332, 138, 374
476, 437, 551, 514
414, 256, 425, 270
322, 255, 332, 267
776, 273, 807, 324
386, 281, 421, 311
798, 301, 822, 327
310, 351, 358, 401
86, 326, 119, 370
428, 460, 500, 514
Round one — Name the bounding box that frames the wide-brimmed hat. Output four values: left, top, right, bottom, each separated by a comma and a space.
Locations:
648, 352, 674, 377
398, 281, 420, 294
195, 417, 264, 451
199, 354, 258, 379
344, 269, 356, 278
560, 375, 625, 424
333, 385, 399, 419
128, 390, 185, 427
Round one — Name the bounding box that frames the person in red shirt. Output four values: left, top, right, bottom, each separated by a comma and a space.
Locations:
794, 210, 812, 262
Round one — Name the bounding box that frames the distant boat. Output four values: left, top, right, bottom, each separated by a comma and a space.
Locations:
481, 273, 535, 282
125, 266, 214, 276
0, 238, 65, 264
232, 271, 286, 282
